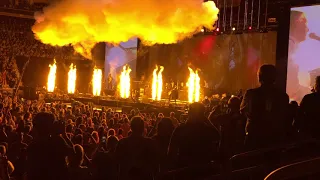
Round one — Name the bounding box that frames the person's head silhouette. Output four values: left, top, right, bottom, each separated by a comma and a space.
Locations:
106, 135, 119, 152
170, 112, 175, 118
157, 117, 174, 136
314, 76, 320, 93
0, 145, 6, 156
130, 116, 144, 136
73, 134, 84, 145
258, 64, 277, 86
228, 96, 241, 112
107, 129, 116, 136
188, 102, 206, 122
33, 112, 55, 137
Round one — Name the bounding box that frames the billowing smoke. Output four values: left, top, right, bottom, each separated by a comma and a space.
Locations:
32, 0, 219, 59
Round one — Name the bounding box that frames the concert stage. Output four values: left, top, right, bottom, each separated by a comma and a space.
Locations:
44, 94, 189, 115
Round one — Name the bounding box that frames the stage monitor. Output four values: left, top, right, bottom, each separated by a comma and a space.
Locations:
287, 5, 320, 102
104, 38, 138, 84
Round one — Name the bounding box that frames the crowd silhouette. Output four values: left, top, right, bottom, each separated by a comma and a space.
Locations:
0, 64, 319, 179
0, 16, 85, 61
0, 0, 47, 11
0, 15, 87, 88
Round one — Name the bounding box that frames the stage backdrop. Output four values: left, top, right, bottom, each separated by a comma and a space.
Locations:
147, 31, 277, 93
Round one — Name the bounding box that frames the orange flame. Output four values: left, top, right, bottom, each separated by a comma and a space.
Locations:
120, 65, 131, 99
157, 66, 164, 101
68, 63, 77, 94
92, 67, 102, 96
188, 67, 200, 103
32, 0, 219, 58
152, 66, 159, 100
47, 60, 57, 92
152, 65, 164, 101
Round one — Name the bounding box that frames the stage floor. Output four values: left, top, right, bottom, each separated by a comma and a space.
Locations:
43, 94, 189, 114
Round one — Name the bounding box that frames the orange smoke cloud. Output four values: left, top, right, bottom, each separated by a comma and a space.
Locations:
32, 0, 219, 59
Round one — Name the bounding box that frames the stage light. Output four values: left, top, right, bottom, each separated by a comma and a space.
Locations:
47, 60, 57, 92
216, 28, 220, 32
249, 26, 252, 30
201, 28, 205, 32
232, 27, 235, 31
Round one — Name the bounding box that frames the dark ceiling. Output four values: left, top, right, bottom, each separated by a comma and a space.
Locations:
213, 0, 319, 6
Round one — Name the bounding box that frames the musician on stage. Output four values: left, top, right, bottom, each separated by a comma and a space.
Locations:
169, 85, 179, 104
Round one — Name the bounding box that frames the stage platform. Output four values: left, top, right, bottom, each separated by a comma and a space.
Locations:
44, 95, 189, 115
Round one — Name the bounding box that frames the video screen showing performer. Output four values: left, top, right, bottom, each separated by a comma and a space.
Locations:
104, 38, 138, 90
287, 5, 320, 102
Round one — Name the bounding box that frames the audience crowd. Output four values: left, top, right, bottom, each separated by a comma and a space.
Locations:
0, 64, 318, 180
0, 16, 84, 61
0, 0, 47, 11
0, 15, 86, 88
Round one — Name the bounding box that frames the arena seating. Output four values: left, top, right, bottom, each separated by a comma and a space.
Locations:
264, 157, 320, 180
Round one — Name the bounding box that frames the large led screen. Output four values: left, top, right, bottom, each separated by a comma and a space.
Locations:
105, 39, 138, 86
287, 5, 320, 102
